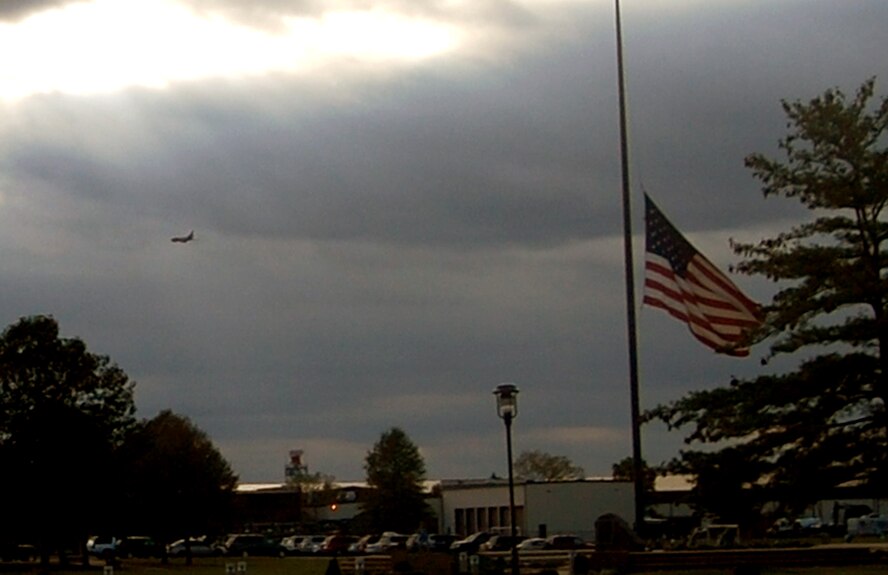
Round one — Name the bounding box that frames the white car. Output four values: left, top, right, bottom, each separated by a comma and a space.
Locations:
364, 532, 409, 554
516, 537, 549, 552
348, 534, 380, 554
86, 536, 121, 559
297, 535, 328, 554
167, 537, 220, 557
281, 535, 306, 555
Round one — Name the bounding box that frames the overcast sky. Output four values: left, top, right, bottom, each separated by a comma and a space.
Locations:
1, 0, 886, 484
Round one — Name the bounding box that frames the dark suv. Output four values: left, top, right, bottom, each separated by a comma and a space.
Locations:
480, 534, 526, 551
546, 535, 590, 550
222, 534, 286, 557
118, 536, 163, 558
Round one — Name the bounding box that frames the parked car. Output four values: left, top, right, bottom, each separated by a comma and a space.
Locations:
794, 517, 824, 531
426, 534, 458, 552
348, 534, 380, 554
118, 536, 163, 558
364, 532, 409, 554
545, 535, 591, 550
281, 535, 307, 555
86, 535, 122, 559
296, 535, 328, 555
479, 534, 526, 552
167, 537, 221, 558
320, 534, 358, 555
450, 532, 491, 554
407, 533, 458, 552
847, 514, 888, 537
221, 534, 286, 557
516, 538, 549, 552
478, 534, 527, 551
769, 516, 826, 536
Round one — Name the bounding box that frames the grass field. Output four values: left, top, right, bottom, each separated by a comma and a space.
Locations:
0, 557, 330, 575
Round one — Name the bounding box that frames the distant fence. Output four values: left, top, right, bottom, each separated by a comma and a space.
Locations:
335, 545, 888, 575
486, 547, 888, 574
625, 546, 888, 572
336, 555, 393, 575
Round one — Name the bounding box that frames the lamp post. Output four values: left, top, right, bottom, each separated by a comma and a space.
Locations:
494, 383, 520, 575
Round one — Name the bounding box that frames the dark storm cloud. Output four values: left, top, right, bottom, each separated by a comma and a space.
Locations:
2, 0, 887, 482
3, 25, 620, 251
623, 0, 888, 232
0, 0, 73, 21
11, 0, 882, 250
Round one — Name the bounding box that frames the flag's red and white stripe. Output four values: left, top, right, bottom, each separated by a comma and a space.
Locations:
644, 253, 761, 356
643, 194, 762, 356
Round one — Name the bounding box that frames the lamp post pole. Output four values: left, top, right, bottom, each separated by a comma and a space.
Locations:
494, 384, 520, 575
504, 411, 518, 575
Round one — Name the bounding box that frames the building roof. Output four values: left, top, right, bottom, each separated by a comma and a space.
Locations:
654, 475, 693, 492
236, 476, 693, 494
236, 479, 441, 494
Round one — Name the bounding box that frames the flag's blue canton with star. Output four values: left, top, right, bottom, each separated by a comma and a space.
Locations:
643, 194, 762, 356
646, 198, 697, 276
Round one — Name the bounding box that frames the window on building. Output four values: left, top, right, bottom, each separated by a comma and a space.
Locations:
499, 506, 510, 528
455, 509, 465, 536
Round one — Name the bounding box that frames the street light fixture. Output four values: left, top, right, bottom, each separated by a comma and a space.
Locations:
494, 383, 520, 575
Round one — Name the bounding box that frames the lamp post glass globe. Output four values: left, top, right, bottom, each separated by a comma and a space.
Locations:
494, 383, 519, 420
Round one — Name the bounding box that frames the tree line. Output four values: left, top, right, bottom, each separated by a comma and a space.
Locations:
0, 315, 442, 568
0, 313, 592, 566
0, 315, 238, 567
0, 315, 446, 567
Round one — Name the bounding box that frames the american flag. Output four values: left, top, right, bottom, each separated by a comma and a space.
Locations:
643, 194, 762, 356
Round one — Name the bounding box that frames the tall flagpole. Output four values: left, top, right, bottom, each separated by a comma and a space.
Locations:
614, 0, 646, 533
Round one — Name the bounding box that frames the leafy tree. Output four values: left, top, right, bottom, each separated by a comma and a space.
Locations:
647, 78, 888, 522
119, 410, 237, 563
515, 450, 585, 481
611, 456, 656, 492
0, 315, 136, 566
362, 427, 433, 533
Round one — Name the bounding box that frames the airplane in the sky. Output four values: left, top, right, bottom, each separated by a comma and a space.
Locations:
171, 230, 194, 243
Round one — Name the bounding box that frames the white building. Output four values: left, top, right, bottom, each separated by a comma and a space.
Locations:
438, 478, 635, 540
235, 477, 638, 539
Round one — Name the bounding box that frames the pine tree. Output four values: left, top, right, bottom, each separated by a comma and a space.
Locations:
362, 427, 432, 533
648, 79, 888, 521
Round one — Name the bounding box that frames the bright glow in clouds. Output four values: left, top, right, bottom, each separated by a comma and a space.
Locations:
0, 0, 458, 101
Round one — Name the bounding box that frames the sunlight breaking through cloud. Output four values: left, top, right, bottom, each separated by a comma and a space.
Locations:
0, 0, 459, 101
